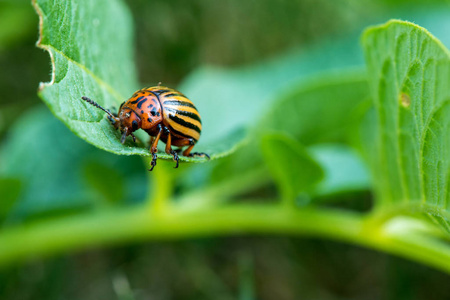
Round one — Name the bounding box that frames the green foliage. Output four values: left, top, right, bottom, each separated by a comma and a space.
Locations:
0, 2, 36, 50
362, 20, 450, 218
257, 71, 370, 145
179, 39, 366, 146
0, 107, 147, 221
33, 0, 147, 156
0, 178, 21, 220
203, 72, 371, 196
1, 0, 450, 282
34, 0, 261, 162
261, 134, 324, 203
82, 161, 125, 205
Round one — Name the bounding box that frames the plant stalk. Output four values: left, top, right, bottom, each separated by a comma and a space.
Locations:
0, 203, 450, 273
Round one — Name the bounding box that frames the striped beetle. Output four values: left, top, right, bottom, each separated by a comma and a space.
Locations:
82, 86, 209, 171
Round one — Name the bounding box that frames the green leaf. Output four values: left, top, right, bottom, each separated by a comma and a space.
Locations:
205, 71, 371, 198
32, 0, 211, 163
256, 71, 370, 145
33, 0, 142, 151
179, 33, 366, 147
261, 133, 324, 203
362, 20, 449, 217
176, 27, 370, 164
177, 6, 450, 163
0, 106, 147, 221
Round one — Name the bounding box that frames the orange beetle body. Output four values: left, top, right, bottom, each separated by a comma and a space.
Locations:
82, 86, 208, 170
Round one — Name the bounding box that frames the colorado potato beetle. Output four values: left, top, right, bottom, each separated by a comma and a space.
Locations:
82, 86, 209, 171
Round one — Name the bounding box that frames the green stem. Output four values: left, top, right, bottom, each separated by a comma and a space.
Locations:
0, 203, 450, 273
143, 157, 175, 213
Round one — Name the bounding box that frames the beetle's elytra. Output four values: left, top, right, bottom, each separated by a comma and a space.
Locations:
82, 86, 209, 171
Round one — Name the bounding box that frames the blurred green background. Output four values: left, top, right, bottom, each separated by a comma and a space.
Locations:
1, 0, 450, 299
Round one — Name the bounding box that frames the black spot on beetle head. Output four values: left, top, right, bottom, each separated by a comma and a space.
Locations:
119, 108, 141, 132
132, 120, 139, 131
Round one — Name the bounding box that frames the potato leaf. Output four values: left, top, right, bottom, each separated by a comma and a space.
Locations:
33, 0, 213, 162
362, 20, 449, 219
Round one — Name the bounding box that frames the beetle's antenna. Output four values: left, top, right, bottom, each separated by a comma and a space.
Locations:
120, 128, 128, 144
81, 96, 117, 120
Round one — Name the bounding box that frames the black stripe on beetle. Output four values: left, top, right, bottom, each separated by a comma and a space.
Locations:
169, 115, 201, 133
163, 92, 184, 98
163, 100, 196, 109
164, 107, 201, 123
168, 124, 198, 141
150, 89, 171, 96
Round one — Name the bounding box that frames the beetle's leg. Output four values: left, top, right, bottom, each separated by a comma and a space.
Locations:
182, 144, 195, 157
149, 152, 158, 171
130, 133, 136, 143
107, 115, 115, 124
189, 152, 211, 159
107, 114, 120, 130
150, 125, 162, 154
163, 126, 171, 136
148, 136, 155, 150
149, 124, 162, 171
172, 151, 180, 168
182, 139, 210, 159
182, 139, 196, 156
164, 131, 179, 168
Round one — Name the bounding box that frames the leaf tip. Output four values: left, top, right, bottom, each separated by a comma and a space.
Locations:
362, 19, 450, 58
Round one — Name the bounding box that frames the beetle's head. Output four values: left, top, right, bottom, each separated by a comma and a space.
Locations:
118, 108, 141, 143
81, 96, 140, 144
